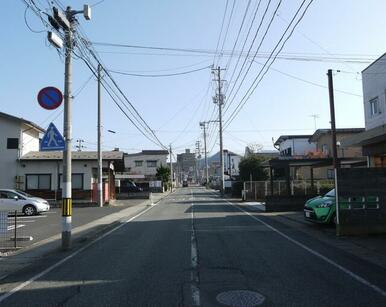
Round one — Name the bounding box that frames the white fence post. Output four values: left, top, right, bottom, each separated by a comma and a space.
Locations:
265, 181, 268, 196
291, 181, 294, 196
317, 181, 320, 195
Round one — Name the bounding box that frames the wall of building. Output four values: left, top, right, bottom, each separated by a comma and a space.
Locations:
20, 124, 40, 156
279, 138, 316, 156
316, 133, 363, 158
124, 154, 167, 177
0, 118, 22, 188
362, 55, 386, 130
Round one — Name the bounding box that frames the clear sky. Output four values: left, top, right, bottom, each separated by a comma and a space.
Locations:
3, 0, 386, 157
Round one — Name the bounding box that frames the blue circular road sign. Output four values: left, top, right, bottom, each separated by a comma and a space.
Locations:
37, 86, 63, 110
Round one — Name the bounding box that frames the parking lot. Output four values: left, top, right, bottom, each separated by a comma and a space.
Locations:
3, 199, 148, 250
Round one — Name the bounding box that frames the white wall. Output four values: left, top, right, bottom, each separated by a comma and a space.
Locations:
124, 153, 168, 177
0, 118, 22, 188
362, 54, 386, 130
279, 138, 316, 156
16, 160, 108, 191
20, 124, 40, 156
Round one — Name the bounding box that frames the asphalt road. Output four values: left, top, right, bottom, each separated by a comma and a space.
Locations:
1, 187, 386, 306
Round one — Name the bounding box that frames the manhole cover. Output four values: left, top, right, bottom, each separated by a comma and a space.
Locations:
216, 290, 265, 307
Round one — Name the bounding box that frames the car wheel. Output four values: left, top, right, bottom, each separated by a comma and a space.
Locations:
331, 213, 337, 226
23, 205, 36, 216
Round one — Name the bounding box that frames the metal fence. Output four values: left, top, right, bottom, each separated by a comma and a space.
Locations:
243, 180, 335, 200
0, 211, 30, 253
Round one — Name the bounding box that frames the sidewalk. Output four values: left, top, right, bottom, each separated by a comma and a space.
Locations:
240, 201, 386, 271
0, 191, 169, 281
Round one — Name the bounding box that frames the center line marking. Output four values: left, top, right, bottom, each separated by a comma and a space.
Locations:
190, 189, 200, 306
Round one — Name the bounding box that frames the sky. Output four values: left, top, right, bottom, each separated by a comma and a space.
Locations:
2, 0, 386, 158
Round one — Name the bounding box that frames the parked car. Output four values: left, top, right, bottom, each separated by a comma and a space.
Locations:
304, 189, 337, 224
182, 180, 188, 187
127, 181, 143, 193
0, 189, 50, 216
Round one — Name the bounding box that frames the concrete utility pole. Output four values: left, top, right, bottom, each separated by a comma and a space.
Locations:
61, 6, 75, 250
97, 63, 103, 208
49, 4, 91, 250
327, 69, 340, 229
195, 140, 201, 183
169, 144, 173, 192
200, 122, 209, 187
213, 66, 225, 195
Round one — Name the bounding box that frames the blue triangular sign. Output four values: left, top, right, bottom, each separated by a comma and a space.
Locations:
40, 122, 66, 151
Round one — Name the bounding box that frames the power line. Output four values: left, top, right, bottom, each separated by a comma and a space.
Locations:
107, 65, 212, 78
225, 0, 315, 129
213, 0, 229, 66
225, 0, 282, 114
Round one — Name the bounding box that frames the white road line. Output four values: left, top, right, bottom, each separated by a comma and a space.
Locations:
7, 225, 25, 231
0, 199, 162, 303
224, 199, 386, 299
190, 189, 200, 306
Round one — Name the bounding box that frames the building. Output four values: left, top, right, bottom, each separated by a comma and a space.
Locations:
205, 150, 242, 178
19, 151, 124, 202
123, 150, 169, 180
309, 128, 364, 159
244, 147, 279, 160
177, 149, 197, 182
0, 111, 44, 189
267, 130, 366, 181
274, 135, 316, 157
342, 53, 386, 167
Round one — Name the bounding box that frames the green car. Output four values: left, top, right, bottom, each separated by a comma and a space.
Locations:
304, 189, 337, 224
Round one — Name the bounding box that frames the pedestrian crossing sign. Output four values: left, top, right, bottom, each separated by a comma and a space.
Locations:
40, 122, 66, 151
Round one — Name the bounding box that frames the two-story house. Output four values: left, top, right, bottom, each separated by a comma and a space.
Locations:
0, 112, 44, 189
274, 135, 316, 157
342, 53, 386, 167
124, 150, 169, 180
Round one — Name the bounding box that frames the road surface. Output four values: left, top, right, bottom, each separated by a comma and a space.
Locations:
1, 187, 386, 306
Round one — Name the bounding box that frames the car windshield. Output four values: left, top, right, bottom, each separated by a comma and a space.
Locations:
325, 189, 335, 197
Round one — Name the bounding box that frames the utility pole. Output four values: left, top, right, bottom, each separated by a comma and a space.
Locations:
61, 6, 74, 250
97, 64, 103, 207
75, 139, 85, 151
200, 122, 209, 187
327, 69, 340, 230
195, 140, 201, 183
48, 4, 91, 250
213, 66, 225, 195
169, 144, 173, 192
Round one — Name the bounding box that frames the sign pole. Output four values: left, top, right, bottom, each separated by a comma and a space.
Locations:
62, 6, 74, 250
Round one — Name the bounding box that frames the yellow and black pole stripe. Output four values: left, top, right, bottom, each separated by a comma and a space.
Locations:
62, 198, 72, 216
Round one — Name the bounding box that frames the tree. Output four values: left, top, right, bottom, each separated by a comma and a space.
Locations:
156, 165, 170, 184
239, 156, 268, 181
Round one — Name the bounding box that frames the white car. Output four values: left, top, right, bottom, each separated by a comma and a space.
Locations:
0, 189, 50, 216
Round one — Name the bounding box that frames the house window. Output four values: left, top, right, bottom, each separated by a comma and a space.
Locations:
58, 174, 84, 190
322, 144, 329, 156
146, 160, 157, 167
135, 160, 143, 167
26, 174, 51, 190
7, 138, 19, 149
369, 97, 380, 116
